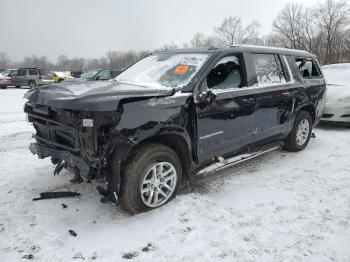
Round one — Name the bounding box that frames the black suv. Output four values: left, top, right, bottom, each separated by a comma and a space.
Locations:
24, 46, 326, 214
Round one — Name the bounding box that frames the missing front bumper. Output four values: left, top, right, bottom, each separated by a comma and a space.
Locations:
29, 143, 91, 178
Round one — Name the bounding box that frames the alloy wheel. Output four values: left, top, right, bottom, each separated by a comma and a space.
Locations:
296, 119, 310, 146
140, 161, 177, 208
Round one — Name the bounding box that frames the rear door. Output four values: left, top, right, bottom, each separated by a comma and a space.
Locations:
195, 53, 258, 162
295, 57, 327, 120
248, 53, 295, 142
28, 69, 39, 85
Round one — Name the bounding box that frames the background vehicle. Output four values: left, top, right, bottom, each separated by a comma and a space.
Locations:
9, 68, 48, 88
52, 71, 72, 83
321, 63, 350, 125
0, 75, 11, 89
0, 69, 5, 73
80, 69, 123, 80
0, 69, 17, 89
24, 46, 326, 214
70, 71, 83, 78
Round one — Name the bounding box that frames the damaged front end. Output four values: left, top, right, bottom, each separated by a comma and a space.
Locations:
24, 102, 124, 195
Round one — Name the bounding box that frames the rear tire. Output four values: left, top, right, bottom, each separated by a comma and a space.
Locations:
0, 86, 7, 89
15, 86, 21, 88
120, 143, 182, 214
284, 111, 313, 152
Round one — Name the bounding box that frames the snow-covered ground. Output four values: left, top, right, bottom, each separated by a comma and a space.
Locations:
1, 88, 350, 262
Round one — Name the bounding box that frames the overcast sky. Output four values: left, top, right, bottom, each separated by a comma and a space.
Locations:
1, 0, 322, 62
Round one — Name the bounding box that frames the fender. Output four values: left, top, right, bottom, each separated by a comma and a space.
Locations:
104, 93, 195, 198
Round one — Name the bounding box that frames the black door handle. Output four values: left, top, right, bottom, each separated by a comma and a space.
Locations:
281, 92, 291, 98
241, 98, 255, 104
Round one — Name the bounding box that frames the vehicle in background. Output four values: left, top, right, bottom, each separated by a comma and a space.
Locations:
52, 71, 72, 83
1, 69, 17, 77
70, 71, 83, 78
0, 75, 11, 89
25, 46, 326, 214
321, 63, 350, 125
37, 69, 54, 85
0, 69, 5, 73
80, 69, 123, 81
0, 69, 18, 89
9, 68, 48, 88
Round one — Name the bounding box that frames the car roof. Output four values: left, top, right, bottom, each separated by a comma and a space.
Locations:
159, 45, 315, 58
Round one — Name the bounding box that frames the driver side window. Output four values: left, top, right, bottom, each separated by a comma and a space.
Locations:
207, 55, 242, 90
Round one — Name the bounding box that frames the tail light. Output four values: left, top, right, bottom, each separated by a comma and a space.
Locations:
38, 75, 42, 80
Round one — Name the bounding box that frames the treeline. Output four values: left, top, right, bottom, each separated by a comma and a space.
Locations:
0, 0, 349, 71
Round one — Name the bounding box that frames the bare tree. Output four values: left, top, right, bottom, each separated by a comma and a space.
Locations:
189, 33, 220, 48
214, 16, 260, 46
273, 0, 350, 64
0, 53, 11, 69
272, 3, 306, 49
56, 55, 69, 70
316, 0, 350, 64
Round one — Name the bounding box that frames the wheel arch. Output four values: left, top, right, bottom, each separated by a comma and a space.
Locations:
297, 104, 316, 123
137, 133, 192, 180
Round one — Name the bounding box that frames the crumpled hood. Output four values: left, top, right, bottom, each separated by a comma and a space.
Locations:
24, 80, 174, 111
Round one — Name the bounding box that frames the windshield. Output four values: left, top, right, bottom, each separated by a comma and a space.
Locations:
2, 69, 16, 76
115, 53, 210, 88
81, 69, 100, 79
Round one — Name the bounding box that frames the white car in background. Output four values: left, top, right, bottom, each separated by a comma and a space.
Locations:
321, 63, 350, 125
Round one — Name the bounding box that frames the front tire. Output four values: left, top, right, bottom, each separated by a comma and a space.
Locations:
0, 86, 7, 89
120, 143, 182, 214
284, 111, 313, 152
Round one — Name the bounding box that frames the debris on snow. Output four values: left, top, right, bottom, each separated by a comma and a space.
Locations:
72, 252, 85, 260
141, 243, 155, 252
68, 230, 77, 237
21, 254, 34, 259
32, 191, 81, 201
122, 251, 138, 259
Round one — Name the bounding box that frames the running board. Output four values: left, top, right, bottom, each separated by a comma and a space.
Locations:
196, 142, 282, 177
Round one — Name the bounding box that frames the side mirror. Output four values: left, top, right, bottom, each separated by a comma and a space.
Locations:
198, 89, 216, 108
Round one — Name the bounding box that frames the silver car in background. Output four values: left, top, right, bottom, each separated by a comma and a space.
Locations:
321, 63, 350, 125
10, 68, 49, 88
0, 69, 17, 89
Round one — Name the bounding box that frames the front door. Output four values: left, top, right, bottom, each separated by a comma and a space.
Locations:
195, 54, 258, 162
11, 69, 27, 86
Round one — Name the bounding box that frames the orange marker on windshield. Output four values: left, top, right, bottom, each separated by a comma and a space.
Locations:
174, 65, 189, 74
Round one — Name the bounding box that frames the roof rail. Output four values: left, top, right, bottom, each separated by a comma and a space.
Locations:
229, 44, 308, 53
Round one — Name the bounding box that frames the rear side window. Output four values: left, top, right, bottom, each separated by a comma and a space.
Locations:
295, 58, 321, 78
96, 70, 111, 79
29, 69, 38, 75
18, 69, 27, 76
252, 54, 285, 85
